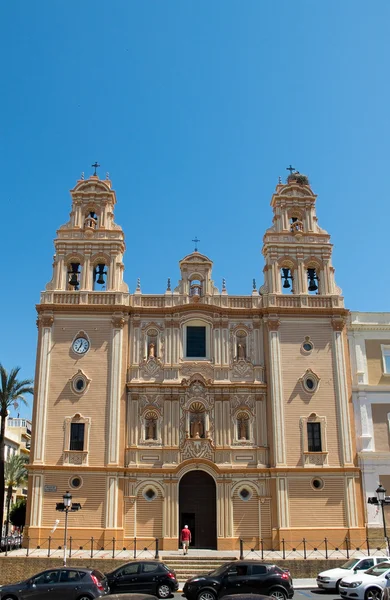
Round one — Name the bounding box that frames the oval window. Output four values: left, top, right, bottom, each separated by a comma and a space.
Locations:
311, 478, 324, 490
239, 488, 252, 501
144, 488, 156, 501
70, 476, 82, 489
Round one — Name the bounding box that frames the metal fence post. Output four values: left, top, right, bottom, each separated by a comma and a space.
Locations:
134, 537, 137, 559
69, 536, 72, 558
282, 538, 285, 560
303, 538, 307, 560
155, 538, 159, 559
345, 537, 350, 559
91, 537, 94, 559
239, 539, 244, 560
260, 538, 264, 560
26, 536, 30, 557
366, 537, 370, 556
112, 537, 115, 559
48, 536, 51, 557
325, 537, 328, 559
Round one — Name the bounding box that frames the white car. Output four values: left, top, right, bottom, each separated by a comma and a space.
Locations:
339, 561, 390, 600
317, 557, 385, 591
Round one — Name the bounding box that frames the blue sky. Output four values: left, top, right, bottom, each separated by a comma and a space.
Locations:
1, 1, 389, 417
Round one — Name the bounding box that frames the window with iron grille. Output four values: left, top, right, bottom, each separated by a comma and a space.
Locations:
307, 422, 322, 452
70, 423, 85, 451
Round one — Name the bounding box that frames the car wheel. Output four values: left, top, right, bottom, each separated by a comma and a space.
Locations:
76, 596, 93, 600
269, 588, 288, 600
157, 584, 172, 598
197, 590, 217, 600
2, 596, 18, 600
365, 588, 383, 600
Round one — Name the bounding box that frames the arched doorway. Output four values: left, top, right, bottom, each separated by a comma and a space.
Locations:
179, 470, 217, 549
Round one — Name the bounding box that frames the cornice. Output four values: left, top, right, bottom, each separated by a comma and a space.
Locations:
36, 302, 350, 320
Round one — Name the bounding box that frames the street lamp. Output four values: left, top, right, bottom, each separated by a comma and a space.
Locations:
55, 491, 81, 566
62, 491, 72, 566
376, 484, 390, 556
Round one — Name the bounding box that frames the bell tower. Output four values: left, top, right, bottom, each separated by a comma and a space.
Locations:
261, 170, 342, 304
46, 171, 128, 294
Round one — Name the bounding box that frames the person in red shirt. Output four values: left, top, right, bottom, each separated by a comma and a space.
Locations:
180, 524, 192, 555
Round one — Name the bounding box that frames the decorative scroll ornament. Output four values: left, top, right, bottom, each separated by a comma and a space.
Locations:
181, 438, 214, 461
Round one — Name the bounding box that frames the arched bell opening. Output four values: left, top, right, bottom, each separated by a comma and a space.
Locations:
93, 263, 108, 291
67, 262, 82, 291
281, 267, 294, 294
178, 470, 217, 549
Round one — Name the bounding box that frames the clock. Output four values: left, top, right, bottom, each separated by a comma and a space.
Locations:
72, 337, 90, 355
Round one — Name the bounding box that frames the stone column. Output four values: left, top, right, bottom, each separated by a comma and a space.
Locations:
34, 313, 54, 464
29, 473, 43, 527
276, 476, 289, 528
107, 313, 126, 465
267, 317, 286, 466
332, 318, 353, 466
345, 476, 358, 528
106, 474, 118, 529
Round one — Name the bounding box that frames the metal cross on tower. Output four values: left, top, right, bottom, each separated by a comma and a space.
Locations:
286, 164, 296, 175
92, 162, 100, 176
192, 237, 200, 252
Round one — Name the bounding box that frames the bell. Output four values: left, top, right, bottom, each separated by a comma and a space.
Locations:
282, 268, 291, 288
69, 273, 79, 287
95, 264, 107, 286
307, 268, 318, 292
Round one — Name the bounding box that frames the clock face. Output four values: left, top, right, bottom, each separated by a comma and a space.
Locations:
72, 337, 90, 355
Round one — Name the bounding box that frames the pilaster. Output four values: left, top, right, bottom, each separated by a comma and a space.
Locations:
107, 313, 126, 465
332, 317, 353, 466
34, 313, 54, 464
267, 316, 286, 466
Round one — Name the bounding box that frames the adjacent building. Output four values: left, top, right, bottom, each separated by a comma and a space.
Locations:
26, 170, 365, 550
348, 312, 390, 537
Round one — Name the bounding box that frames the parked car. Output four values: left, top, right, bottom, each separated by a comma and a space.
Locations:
104, 596, 158, 600
105, 560, 178, 598
339, 561, 390, 600
0, 566, 109, 599
317, 557, 386, 591
0, 534, 23, 552
182, 560, 294, 600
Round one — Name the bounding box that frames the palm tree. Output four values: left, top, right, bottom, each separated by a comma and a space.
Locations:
4, 454, 28, 539
0, 365, 33, 536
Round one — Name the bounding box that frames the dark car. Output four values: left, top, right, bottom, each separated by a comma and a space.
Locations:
105, 560, 179, 598
104, 596, 158, 600
182, 561, 294, 600
0, 566, 109, 600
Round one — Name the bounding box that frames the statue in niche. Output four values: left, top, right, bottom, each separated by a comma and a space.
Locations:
148, 342, 156, 359
146, 419, 156, 440
239, 419, 248, 440
237, 343, 246, 359
191, 417, 204, 439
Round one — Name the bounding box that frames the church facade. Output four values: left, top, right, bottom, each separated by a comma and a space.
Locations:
26, 170, 365, 550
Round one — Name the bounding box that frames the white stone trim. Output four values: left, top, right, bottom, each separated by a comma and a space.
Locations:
333, 330, 353, 465
108, 324, 123, 464
34, 325, 52, 464
277, 476, 289, 528
105, 475, 118, 529
269, 329, 286, 465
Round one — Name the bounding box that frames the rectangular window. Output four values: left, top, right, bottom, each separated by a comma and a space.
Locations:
186, 326, 206, 358
70, 423, 85, 451
307, 422, 322, 452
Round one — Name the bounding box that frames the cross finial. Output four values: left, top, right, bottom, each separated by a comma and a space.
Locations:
192, 236, 200, 252
167, 277, 171, 291
92, 162, 100, 176
253, 278, 257, 291
222, 278, 226, 291
286, 164, 296, 175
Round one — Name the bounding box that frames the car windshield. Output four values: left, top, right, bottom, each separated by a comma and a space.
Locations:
341, 559, 360, 569
365, 564, 390, 577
